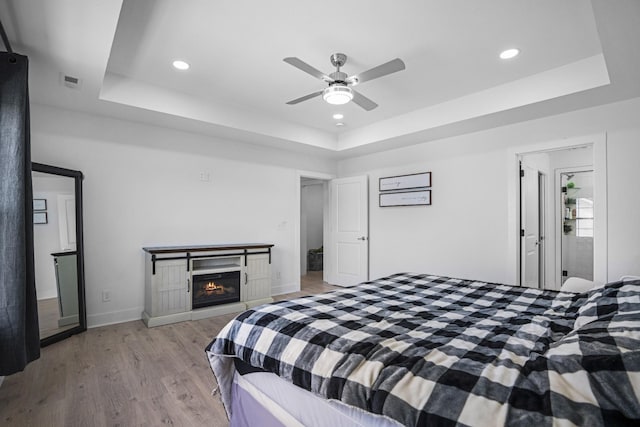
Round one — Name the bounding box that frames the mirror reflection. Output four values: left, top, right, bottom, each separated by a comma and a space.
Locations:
32, 171, 79, 339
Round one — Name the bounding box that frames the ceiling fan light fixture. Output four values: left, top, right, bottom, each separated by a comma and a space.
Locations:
323, 85, 353, 105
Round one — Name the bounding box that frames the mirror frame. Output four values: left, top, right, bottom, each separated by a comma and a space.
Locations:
32, 162, 87, 347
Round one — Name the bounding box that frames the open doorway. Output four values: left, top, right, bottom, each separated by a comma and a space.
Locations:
294, 171, 369, 292
300, 178, 327, 285
517, 142, 604, 290
294, 170, 334, 293
559, 169, 594, 285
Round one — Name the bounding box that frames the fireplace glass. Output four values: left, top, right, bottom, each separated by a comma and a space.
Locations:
192, 271, 240, 309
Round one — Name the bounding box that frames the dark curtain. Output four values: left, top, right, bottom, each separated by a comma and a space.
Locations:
0, 51, 40, 375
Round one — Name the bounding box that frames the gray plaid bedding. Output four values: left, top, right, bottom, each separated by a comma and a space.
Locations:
206, 273, 640, 426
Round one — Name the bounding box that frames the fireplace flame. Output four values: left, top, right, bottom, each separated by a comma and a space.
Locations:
205, 282, 223, 293
203, 282, 224, 295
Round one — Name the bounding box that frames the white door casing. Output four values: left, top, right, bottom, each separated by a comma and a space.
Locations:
508, 135, 607, 287
329, 176, 369, 287
521, 165, 540, 288
538, 172, 547, 288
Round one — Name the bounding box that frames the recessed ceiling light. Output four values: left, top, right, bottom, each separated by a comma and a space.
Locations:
333, 113, 344, 120
499, 48, 520, 60
172, 60, 190, 70
335, 122, 345, 127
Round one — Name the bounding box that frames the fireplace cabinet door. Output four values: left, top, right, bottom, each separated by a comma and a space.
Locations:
243, 254, 271, 303
148, 259, 189, 316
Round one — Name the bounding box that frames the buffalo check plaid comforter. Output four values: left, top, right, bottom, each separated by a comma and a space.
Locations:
206, 273, 640, 426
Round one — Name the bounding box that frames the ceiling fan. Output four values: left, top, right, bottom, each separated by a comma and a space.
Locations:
283, 53, 405, 111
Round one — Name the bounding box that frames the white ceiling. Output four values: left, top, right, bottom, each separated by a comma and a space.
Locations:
2, 0, 639, 158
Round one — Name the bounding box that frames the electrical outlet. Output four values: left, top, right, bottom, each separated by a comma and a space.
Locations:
275, 271, 282, 281
102, 290, 111, 302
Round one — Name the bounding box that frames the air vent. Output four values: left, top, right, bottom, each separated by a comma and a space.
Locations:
60, 73, 82, 90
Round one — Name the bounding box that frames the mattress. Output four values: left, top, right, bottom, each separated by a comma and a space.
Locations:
231, 369, 402, 427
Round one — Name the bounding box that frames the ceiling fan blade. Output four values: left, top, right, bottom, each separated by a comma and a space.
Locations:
283, 57, 334, 82
347, 58, 405, 85
286, 90, 323, 105
351, 90, 378, 111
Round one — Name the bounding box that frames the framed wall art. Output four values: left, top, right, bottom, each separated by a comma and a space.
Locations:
33, 198, 47, 211
379, 190, 431, 207
34, 212, 48, 224
379, 172, 431, 192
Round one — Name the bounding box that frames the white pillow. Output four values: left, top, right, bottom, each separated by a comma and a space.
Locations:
560, 277, 596, 293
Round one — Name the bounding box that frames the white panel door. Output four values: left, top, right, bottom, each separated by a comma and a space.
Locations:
521, 165, 540, 288
330, 176, 368, 287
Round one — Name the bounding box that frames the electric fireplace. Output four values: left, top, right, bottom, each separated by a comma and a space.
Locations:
191, 270, 240, 309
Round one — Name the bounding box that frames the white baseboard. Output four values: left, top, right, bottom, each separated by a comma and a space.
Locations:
271, 281, 299, 296
87, 306, 144, 329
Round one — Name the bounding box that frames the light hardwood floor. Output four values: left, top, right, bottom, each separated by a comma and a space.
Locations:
0, 273, 337, 427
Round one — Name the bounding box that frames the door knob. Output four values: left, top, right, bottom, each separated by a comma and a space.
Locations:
357, 236, 367, 241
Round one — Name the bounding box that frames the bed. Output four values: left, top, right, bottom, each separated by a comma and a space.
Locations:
205, 273, 640, 426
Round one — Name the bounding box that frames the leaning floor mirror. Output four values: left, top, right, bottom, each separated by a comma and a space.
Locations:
32, 163, 86, 346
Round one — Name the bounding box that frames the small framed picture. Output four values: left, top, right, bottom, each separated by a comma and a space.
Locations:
379, 172, 431, 191
33, 199, 47, 211
380, 190, 431, 207
34, 212, 48, 224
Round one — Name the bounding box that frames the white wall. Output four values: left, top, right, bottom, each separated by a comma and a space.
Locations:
338, 96, 640, 285
606, 133, 640, 280
29, 95, 640, 328
30, 104, 336, 327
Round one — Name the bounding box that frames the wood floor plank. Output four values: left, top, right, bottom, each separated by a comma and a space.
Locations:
0, 274, 334, 426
